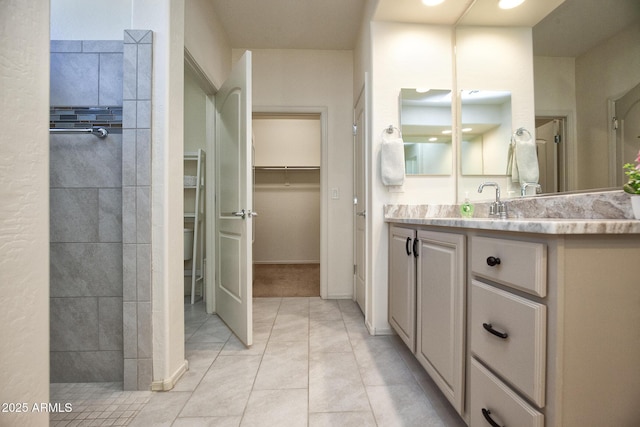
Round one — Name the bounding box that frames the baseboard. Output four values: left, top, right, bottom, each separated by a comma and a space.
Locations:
151, 359, 189, 391
366, 321, 394, 336
253, 261, 320, 265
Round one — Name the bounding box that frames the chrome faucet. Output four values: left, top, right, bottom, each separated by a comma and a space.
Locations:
478, 182, 507, 219
521, 182, 542, 196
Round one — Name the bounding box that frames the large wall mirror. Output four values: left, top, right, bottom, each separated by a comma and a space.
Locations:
532, 0, 640, 194
460, 90, 512, 176
399, 88, 453, 175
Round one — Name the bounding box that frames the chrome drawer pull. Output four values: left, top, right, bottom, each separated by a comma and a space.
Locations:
483, 322, 509, 339
481, 408, 504, 427
486, 256, 501, 267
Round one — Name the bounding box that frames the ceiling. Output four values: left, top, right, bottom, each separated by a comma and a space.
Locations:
210, 0, 639, 56
532, 0, 640, 57
209, 0, 367, 50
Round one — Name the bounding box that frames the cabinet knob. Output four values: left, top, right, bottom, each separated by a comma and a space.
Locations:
486, 256, 501, 267
481, 408, 504, 427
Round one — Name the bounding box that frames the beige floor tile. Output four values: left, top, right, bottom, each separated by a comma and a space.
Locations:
180, 355, 261, 417
240, 389, 307, 427
309, 411, 377, 427
253, 340, 308, 390
309, 319, 352, 353
366, 383, 465, 427
269, 313, 309, 342
309, 352, 370, 413
127, 391, 191, 427
172, 416, 242, 427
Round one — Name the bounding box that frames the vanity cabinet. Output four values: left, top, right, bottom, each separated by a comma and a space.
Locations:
388, 225, 466, 414
388, 226, 417, 351
469, 235, 547, 426
388, 221, 640, 426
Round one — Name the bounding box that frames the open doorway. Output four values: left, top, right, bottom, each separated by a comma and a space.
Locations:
252, 113, 321, 297
535, 116, 568, 193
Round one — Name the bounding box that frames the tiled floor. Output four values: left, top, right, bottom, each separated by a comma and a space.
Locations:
52, 297, 467, 426
49, 382, 152, 426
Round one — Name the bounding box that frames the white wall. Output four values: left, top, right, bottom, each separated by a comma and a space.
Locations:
533, 55, 577, 189
184, 0, 232, 90
51, 0, 132, 40
369, 22, 455, 333
366, 23, 536, 334
456, 26, 536, 201
575, 23, 640, 189
238, 49, 354, 298
0, 2, 50, 426
253, 117, 321, 264
131, 0, 187, 389
184, 64, 207, 152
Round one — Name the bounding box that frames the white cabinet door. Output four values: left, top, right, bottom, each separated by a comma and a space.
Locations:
388, 226, 417, 352
416, 229, 465, 415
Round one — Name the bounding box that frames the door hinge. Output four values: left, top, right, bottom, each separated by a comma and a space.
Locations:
613, 116, 619, 130
352, 124, 357, 136
353, 264, 357, 275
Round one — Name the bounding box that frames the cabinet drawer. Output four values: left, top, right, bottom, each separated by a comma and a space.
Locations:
471, 280, 547, 407
470, 359, 544, 427
471, 236, 546, 297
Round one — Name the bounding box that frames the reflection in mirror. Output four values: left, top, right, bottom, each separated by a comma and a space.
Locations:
460, 90, 512, 176
533, 0, 640, 193
399, 89, 452, 175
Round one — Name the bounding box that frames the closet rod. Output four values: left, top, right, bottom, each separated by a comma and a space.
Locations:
254, 166, 320, 170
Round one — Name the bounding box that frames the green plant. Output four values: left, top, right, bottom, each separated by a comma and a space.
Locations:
623, 150, 640, 194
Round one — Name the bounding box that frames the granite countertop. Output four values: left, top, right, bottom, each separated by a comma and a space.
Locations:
384, 191, 640, 235
384, 215, 640, 234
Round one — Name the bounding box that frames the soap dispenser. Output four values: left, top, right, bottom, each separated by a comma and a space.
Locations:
460, 192, 474, 218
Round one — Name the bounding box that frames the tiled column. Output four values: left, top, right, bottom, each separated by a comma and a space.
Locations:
122, 29, 153, 391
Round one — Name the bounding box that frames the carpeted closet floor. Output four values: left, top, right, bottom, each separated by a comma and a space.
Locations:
253, 263, 320, 297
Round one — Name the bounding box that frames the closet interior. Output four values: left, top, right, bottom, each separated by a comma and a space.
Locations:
252, 114, 321, 297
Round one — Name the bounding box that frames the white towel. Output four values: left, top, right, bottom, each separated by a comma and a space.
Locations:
381, 137, 405, 186
507, 133, 539, 185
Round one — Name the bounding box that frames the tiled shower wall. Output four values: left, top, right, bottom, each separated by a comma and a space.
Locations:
121, 30, 153, 391
49, 32, 153, 390
49, 40, 124, 382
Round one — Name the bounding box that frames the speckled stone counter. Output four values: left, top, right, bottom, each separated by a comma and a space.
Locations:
384, 190, 640, 234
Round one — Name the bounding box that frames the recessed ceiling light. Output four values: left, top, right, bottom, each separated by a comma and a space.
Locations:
429, 137, 438, 142
422, 0, 445, 6
415, 88, 430, 93
462, 128, 473, 132
442, 130, 452, 135
498, 0, 525, 9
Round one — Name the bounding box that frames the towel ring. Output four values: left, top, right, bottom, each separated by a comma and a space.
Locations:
514, 127, 532, 139
511, 127, 532, 146
382, 125, 402, 139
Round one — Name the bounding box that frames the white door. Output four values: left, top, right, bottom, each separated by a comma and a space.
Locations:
353, 88, 367, 314
215, 51, 253, 346
534, 118, 564, 194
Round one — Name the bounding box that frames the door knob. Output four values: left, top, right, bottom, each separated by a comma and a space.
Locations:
232, 209, 258, 219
